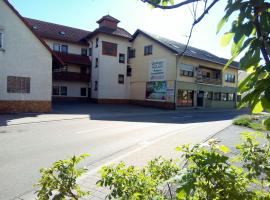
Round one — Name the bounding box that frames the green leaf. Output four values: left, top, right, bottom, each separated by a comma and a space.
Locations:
169, 0, 174, 5
252, 100, 263, 114
217, 17, 227, 34
263, 117, 270, 130
220, 32, 234, 47
219, 145, 230, 154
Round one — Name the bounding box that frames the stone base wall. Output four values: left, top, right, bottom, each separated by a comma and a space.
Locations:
0, 101, 51, 113
130, 100, 175, 110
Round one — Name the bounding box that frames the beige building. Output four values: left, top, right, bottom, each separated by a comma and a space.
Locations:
129, 30, 238, 109
0, 1, 239, 113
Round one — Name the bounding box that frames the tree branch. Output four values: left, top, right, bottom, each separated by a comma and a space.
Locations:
193, 0, 219, 25
254, 8, 270, 68
141, 0, 202, 9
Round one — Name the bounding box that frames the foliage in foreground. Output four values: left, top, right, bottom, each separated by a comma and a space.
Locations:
233, 115, 268, 131
35, 154, 89, 200
98, 133, 270, 200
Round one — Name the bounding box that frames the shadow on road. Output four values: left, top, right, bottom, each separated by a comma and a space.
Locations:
0, 102, 248, 126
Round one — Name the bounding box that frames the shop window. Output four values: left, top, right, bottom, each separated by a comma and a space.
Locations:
52, 86, 67, 96
177, 90, 194, 107
213, 92, 221, 101
228, 93, 235, 101
207, 92, 213, 100
221, 93, 228, 101
89, 48, 92, 56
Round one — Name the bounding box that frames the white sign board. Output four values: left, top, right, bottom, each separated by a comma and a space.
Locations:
149, 59, 166, 81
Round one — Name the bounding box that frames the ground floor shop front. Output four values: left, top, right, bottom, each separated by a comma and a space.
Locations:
175, 81, 237, 109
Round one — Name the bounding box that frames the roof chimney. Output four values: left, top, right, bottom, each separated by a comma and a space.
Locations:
97, 15, 120, 30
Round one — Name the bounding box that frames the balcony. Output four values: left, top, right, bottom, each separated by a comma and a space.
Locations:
196, 77, 222, 85
196, 67, 222, 85
53, 71, 90, 82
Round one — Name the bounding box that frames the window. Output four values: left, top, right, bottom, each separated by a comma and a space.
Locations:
213, 92, 221, 101
119, 53, 125, 63
127, 65, 132, 77
144, 45, 153, 55
96, 37, 99, 48
225, 74, 236, 83
52, 86, 67, 96
81, 88, 87, 97
60, 86, 67, 96
7, 76, 30, 93
180, 64, 194, 77
52, 86, 59, 96
81, 48, 88, 56
128, 47, 136, 58
221, 93, 228, 101
177, 90, 194, 107
102, 41, 117, 56
53, 43, 61, 52
95, 58, 99, 68
61, 45, 68, 53
207, 92, 213, 100
118, 74, 124, 84
94, 81, 98, 91
89, 48, 92, 56
53, 43, 68, 53
0, 32, 3, 49
228, 93, 235, 101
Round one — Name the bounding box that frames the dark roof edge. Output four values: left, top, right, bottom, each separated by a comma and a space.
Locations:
3, 0, 64, 66
131, 29, 239, 69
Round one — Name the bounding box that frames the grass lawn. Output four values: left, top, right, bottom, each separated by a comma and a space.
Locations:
233, 114, 269, 131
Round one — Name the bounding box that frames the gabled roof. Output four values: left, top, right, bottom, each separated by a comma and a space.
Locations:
3, 0, 64, 65
25, 18, 90, 46
87, 26, 132, 40
97, 15, 120, 23
132, 29, 239, 69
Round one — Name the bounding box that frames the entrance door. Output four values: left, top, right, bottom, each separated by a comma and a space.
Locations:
197, 91, 204, 107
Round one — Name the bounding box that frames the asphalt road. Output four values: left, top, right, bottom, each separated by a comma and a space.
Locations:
0, 109, 245, 200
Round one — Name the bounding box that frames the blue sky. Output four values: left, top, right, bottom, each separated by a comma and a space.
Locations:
9, 0, 233, 59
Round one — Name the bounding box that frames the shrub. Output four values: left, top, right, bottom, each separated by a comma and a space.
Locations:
233, 115, 266, 131
97, 134, 270, 199
35, 154, 89, 200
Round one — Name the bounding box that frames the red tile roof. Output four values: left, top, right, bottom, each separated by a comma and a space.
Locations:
97, 15, 120, 23
88, 26, 132, 40
54, 52, 91, 66
25, 18, 91, 46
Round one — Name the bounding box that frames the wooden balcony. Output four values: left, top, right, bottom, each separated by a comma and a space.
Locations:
53, 71, 90, 82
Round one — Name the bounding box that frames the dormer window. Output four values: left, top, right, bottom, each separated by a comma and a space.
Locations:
32, 26, 38, 30
59, 31, 65, 35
